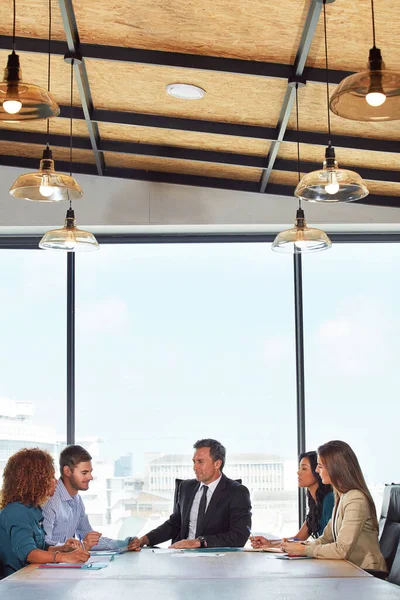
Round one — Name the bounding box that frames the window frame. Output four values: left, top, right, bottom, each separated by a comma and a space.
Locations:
2, 230, 400, 528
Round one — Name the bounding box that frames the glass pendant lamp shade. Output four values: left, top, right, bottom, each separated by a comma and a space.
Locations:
0, 52, 59, 121
272, 208, 332, 254
9, 146, 83, 201
330, 47, 400, 121
39, 208, 99, 252
295, 146, 369, 203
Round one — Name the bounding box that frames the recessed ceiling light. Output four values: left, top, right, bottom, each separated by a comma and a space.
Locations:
166, 83, 206, 100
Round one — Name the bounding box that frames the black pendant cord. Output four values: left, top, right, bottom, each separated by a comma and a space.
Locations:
371, 0, 377, 47
12, 0, 16, 52
69, 60, 74, 178
46, 0, 52, 144
323, 0, 332, 148
295, 83, 302, 211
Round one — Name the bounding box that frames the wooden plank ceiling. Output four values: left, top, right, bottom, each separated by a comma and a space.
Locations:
0, 0, 399, 205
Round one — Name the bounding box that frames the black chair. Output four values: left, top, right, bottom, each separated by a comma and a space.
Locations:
388, 540, 400, 586
173, 477, 242, 510
365, 484, 400, 579
379, 484, 400, 572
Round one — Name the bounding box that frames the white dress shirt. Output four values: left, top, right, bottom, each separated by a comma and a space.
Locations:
188, 475, 222, 539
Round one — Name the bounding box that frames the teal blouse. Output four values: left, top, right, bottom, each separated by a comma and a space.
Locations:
0, 502, 48, 578
318, 491, 335, 536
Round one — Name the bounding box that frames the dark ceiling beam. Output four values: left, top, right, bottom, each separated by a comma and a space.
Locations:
284, 129, 400, 154
0, 127, 267, 169
0, 128, 93, 151
274, 159, 400, 184
266, 183, 400, 209
260, 0, 324, 193
0, 153, 259, 193
57, 0, 105, 176
1, 153, 399, 209
100, 141, 266, 169
57, 105, 400, 155
0, 128, 397, 183
0, 154, 98, 175
0, 34, 351, 84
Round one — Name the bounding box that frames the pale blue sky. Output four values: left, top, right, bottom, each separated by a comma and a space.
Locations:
0, 242, 398, 483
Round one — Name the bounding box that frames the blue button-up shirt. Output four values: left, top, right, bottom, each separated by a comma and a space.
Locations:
42, 478, 118, 550
0, 502, 47, 577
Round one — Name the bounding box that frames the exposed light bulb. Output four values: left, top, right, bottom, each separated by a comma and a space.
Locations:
2, 99, 22, 114
325, 171, 340, 195
65, 230, 76, 249
39, 174, 54, 197
294, 230, 307, 249
3, 82, 22, 114
366, 91, 386, 107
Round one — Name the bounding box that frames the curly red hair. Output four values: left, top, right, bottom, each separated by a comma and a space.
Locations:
0, 448, 55, 508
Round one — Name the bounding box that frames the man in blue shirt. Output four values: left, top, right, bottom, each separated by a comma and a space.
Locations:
42, 445, 119, 550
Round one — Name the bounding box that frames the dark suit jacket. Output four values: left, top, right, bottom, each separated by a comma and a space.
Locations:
146, 474, 251, 547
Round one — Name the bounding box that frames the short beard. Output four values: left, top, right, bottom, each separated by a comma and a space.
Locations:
69, 473, 87, 492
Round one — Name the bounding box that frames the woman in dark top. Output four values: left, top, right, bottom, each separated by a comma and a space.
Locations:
251, 451, 334, 547
0, 448, 89, 578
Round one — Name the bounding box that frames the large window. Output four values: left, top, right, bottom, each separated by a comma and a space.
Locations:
75, 243, 298, 540
0, 250, 66, 476
303, 243, 400, 516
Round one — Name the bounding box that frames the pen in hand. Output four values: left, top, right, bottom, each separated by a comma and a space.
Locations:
78, 535, 85, 550
247, 526, 255, 538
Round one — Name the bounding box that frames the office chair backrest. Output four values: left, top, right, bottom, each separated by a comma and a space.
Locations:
173, 477, 242, 509
388, 540, 400, 586
379, 484, 400, 571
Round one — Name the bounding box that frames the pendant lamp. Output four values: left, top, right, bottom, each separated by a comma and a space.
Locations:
39, 57, 99, 252
10, 144, 83, 201
0, 0, 59, 121
330, 0, 400, 121
271, 207, 332, 254
295, 0, 369, 203
39, 206, 99, 252
272, 83, 332, 255
9, 1, 83, 202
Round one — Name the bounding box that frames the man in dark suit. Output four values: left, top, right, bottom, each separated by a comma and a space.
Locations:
129, 438, 251, 549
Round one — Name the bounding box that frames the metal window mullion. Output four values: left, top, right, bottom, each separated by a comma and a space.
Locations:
294, 253, 306, 528
67, 252, 75, 445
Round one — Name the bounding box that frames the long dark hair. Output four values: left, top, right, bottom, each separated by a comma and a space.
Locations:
299, 451, 332, 538
317, 440, 378, 531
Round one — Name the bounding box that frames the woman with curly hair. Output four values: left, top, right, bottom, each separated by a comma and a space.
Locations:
0, 448, 89, 578
250, 451, 334, 548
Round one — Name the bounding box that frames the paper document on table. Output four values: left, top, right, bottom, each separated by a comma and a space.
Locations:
171, 552, 225, 558
90, 550, 119, 556
39, 556, 112, 569
244, 547, 284, 553
275, 555, 312, 560
39, 564, 84, 569
88, 555, 113, 564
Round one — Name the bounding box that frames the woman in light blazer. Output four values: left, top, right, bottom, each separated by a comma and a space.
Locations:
282, 440, 387, 571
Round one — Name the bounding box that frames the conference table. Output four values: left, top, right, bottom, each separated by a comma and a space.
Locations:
2, 548, 400, 600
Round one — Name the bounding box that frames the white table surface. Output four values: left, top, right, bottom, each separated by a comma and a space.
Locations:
2, 548, 399, 600
8, 549, 370, 580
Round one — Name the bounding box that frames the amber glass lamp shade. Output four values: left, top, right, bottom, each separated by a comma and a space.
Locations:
330, 47, 400, 121
295, 147, 369, 203
0, 52, 59, 121
39, 208, 99, 252
272, 208, 332, 254
10, 147, 83, 202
